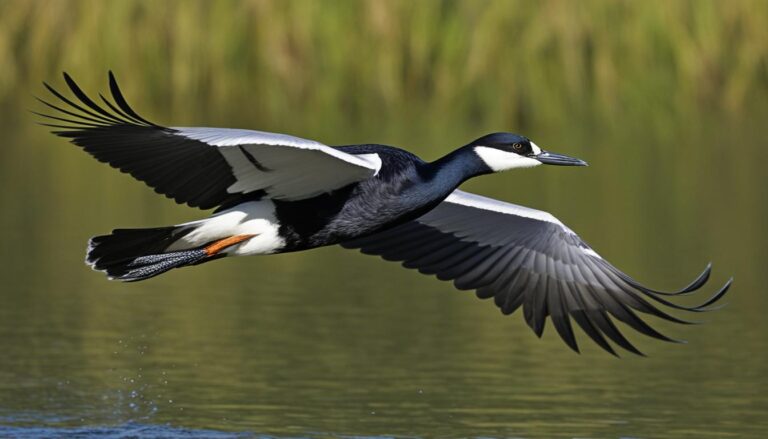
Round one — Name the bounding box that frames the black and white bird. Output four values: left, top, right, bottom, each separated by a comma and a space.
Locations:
37, 73, 731, 355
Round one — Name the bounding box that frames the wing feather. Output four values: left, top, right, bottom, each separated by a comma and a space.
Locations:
550, 280, 579, 353
38, 72, 380, 209
341, 189, 732, 355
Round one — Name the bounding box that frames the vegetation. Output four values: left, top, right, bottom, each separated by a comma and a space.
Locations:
1, 0, 766, 131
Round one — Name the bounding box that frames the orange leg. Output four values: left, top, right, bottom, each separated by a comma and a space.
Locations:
204, 234, 257, 256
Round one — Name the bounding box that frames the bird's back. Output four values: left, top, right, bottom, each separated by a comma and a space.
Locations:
273, 144, 433, 250
335, 143, 425, 174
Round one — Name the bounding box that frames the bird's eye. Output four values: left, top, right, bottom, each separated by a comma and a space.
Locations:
512, 143, 523, 151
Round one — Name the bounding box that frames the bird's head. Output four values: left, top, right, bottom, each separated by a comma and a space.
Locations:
469, 132, 587, 172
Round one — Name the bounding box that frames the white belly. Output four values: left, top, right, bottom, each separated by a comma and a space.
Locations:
168, 200, 286, 256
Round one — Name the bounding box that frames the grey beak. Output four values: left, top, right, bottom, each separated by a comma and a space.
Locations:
536, 151, 588, 167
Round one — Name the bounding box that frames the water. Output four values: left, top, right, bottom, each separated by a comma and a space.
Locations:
0, 422, 252, 438
1, 105, 766, 438
1, 3, 768, 434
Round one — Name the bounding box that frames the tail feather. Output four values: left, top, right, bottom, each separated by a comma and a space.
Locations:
86, 226, 215, 281
87, 226, 190, 265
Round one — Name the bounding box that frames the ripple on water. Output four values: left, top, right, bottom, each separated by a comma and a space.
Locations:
0, 421, 254, 439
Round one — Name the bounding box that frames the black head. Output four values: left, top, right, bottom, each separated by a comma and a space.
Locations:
469, 132, 587, 171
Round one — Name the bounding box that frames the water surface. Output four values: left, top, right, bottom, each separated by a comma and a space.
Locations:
1, 107, 766, 438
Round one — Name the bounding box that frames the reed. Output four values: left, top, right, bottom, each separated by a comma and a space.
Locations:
1, 0, 766, 130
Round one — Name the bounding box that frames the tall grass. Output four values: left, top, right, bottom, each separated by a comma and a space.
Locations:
1, 0, 766, 133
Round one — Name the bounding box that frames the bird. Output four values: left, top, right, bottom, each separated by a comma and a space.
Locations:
36, 72, 731, 356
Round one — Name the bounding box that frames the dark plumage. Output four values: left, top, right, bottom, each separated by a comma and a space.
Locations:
36, 72, 732, 355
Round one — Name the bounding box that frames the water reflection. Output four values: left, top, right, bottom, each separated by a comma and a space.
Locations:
1, 223, 765, 437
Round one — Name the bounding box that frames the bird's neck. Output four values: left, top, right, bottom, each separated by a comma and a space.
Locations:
375, 147, 489, 225
426, 146, 491, 191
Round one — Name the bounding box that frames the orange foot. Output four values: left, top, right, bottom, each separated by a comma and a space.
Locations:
204, 234, 257, 256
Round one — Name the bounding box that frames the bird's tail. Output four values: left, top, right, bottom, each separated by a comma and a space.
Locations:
85, 225, 252, 282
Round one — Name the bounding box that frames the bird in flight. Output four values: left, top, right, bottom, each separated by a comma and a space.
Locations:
37, 73, 731, 356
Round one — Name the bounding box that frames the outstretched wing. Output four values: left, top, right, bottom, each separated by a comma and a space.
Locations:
341, 190, 731, 356
35, 72, 381, 210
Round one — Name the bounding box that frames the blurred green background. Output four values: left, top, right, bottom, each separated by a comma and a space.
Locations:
0, 0, 766, 437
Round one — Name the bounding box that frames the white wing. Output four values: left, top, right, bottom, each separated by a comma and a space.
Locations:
175, 127, 381, 200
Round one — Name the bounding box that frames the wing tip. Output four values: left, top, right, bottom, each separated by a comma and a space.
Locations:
543, 264, 730, 355
37, 71, 165, 134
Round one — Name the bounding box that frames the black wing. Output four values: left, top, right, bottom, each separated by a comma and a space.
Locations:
342, 190, 732, 356
36, 72, 381, 209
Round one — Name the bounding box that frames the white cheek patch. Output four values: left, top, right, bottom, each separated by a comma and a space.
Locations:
474, 146, 542, 172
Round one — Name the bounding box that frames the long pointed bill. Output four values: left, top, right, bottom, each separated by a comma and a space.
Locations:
536, 151, 588, 166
